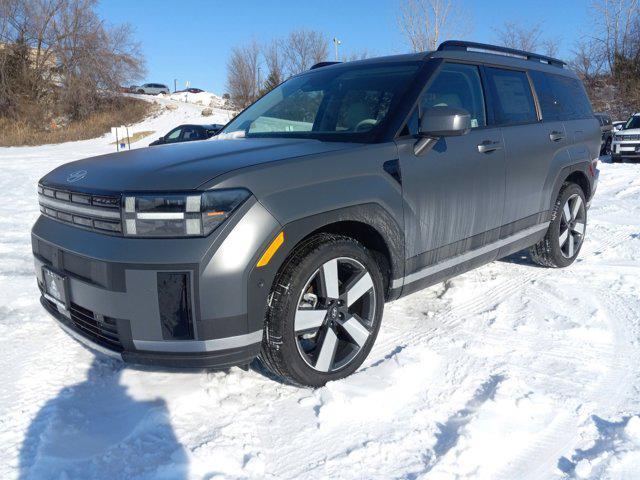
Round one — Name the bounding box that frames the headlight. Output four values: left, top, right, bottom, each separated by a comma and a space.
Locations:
123, 188, 250, 237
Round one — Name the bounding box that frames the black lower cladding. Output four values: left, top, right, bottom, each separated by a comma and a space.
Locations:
405, 211, 550, 276
40, 296, 260, 369
157, 272, 194, 340
122, 345, 261, 369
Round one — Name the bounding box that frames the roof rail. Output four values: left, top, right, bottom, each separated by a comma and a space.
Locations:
310, 61, 341, 70
437, 40, 566, 68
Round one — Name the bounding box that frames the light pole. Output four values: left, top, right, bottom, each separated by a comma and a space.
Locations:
333, 37, 342, 61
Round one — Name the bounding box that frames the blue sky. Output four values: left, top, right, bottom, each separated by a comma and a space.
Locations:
98, 0, 592, 94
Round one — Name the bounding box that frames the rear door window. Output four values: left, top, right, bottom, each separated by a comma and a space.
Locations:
484, 68, 538, 125
529, 71, 563, 122
420, 63, 486, 128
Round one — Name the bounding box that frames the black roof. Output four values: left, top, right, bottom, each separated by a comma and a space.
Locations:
307, 40, 572, 77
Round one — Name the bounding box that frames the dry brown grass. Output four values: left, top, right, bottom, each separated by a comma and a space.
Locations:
0, 97, 155, 147
109, 130, 155, 145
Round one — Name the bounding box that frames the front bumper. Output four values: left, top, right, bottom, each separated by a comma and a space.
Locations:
612, 140, 640, 159
41, 297, 260, 368
32, 198, 281, 369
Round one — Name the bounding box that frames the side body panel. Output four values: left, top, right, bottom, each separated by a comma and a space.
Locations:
500, 122, 571, 224
396, 129, 506, 263
566, 118, 601, 164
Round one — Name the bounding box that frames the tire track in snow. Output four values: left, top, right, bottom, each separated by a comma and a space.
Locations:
493, 292, 640, 480
257, 224, 636, 479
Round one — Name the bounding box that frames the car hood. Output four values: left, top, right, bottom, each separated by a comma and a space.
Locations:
40, 138, 358, 192
616, 128, 640, 136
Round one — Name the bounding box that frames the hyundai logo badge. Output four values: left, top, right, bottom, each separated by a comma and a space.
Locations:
66, 170, 87, 183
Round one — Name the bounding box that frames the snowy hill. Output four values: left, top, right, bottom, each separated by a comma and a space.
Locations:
164, 90, 229, 109
1, 103, 640, 479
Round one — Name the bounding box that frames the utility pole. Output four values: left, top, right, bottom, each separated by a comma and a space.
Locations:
256, 66, 262, 98
173, 79, 177, 92
333, 37, 342, 61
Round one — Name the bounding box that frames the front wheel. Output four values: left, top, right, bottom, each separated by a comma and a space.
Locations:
259, 234, 384, 387
530, 183, 587, 268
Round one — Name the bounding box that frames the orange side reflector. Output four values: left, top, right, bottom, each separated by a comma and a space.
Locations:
206, 211, 226, 217
257, 232, 284, 267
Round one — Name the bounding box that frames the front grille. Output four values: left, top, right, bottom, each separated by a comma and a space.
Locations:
617, 134, 640, 141
38, 184, 122, 234
43, 295, 123, 351
68, 303, 123, 351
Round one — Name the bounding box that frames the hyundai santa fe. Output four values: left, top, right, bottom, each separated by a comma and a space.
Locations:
32, 41, 600, 387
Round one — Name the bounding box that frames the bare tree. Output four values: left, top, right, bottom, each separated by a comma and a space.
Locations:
571, 38, 606, 83
397, 0, 471, 52
342, 49, 372, 62
494, 21, 544, 52
494, 21, 561, 58
283, 29, 328, 75
262, 39, 284, 93
540, 38, 560, 58
226, 40, 260, 108
591, 0, 640, 71
0, 0, 145, 119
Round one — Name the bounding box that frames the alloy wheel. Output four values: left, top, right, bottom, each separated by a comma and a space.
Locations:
294, 257, 376, 373
559, 193, 586, 258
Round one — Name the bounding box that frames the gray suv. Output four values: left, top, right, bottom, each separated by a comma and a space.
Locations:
136, 83, 170, 95
32, 41, 600, 387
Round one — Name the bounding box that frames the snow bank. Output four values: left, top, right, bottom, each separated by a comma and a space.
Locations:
166, 90, 229, 109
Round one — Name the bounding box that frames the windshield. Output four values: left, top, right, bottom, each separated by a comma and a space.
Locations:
221, 63, 420, 142
623, 116, 640, 130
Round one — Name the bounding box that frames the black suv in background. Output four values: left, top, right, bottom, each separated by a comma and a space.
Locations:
149, 124, 224, 146
33, 41, 600, 387
595, 112, 613, 155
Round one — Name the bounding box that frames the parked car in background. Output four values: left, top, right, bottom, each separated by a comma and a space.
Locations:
613, 121, 626, 131
136, 83, 170, 95
149, 124, 223, 146
32, 41, 599, 387
595, 112, 613, 155
612, 113, 640, 162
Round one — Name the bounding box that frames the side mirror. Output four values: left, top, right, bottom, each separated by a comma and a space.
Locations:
419, 106, 471, 137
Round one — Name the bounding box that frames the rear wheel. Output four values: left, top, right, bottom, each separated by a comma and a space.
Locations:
259, 234, 384, 387
603, 137, 612, 155
530, 183, 587, 268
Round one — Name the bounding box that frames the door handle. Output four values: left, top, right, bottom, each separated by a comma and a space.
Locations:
549, 131, 565, 142
477, 140, 503, 153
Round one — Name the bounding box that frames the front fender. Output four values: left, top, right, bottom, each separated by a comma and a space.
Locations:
245, 203, 405, 336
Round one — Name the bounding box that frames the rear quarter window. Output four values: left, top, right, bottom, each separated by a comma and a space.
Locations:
531, 71, 593, 121
484, 68, 538, 125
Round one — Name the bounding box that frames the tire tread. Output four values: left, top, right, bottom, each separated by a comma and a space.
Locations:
259, 233, 369, 386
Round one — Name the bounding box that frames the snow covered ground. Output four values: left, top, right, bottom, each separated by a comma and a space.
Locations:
163, 90, 229, 109
1, 99, 639, 479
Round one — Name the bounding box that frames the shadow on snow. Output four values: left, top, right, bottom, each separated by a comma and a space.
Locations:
18, 357, 189, 479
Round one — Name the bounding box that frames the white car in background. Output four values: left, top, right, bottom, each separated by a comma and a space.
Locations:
613, 121, 626, 131
612, 114, 640, 162
136, 83, 170, 95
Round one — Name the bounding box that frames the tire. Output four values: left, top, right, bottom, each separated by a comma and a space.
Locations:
136, 89, 144, 94
259, 233, 385, 387
530, 182, 587, 268
604, 137, 612, 156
